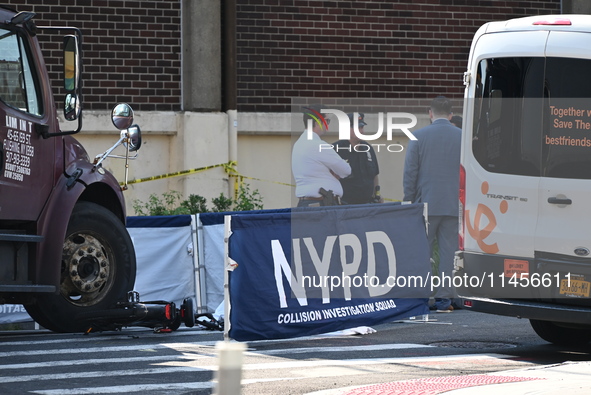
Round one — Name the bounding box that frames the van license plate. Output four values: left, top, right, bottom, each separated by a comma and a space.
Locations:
559, 279, 590, 298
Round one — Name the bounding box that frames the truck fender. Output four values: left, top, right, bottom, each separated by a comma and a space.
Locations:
35, 164, 126, 289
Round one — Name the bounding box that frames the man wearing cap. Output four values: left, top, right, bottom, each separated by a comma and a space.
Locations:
333, 113, 382, 204
292, 105, 351, 207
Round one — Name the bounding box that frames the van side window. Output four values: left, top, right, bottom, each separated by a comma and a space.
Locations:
0, 29, 42, 116
473, 57, 591, 180
543, 58, 591, 179
472, 57, 544, 176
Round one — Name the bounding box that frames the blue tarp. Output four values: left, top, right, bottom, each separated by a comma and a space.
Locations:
227, 203, 431, 341
127, 215, 192, 228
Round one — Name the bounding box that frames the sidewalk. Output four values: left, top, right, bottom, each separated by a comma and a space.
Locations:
306, 360, 591, 395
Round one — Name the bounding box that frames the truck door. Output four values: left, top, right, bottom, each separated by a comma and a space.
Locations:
0, 29, 54, 221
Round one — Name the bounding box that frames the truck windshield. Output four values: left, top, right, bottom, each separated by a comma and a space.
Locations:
0, 29, 41, 116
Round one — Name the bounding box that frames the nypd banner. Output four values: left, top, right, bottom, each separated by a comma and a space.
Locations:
227, 203, 431, 341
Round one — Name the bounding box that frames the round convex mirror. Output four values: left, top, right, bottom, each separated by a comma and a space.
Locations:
111, 103, 134, 130
124, 124, 142, 152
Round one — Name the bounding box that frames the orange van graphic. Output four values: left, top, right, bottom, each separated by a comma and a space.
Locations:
465, 182, 509, 254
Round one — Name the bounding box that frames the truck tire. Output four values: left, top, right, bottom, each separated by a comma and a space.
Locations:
25, 201, 136, 333
529, 319, 591, 346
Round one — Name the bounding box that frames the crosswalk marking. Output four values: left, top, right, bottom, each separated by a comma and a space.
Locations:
31, 382, 213, 395
0, 355, 184, 370
0, 340, 428, 360
24, 354, 517, 394
0, 327, 211, 347
0, 332, 519, 394
0, 366, 209, 384
30, 378, 296, 395
0, 341, 220, 358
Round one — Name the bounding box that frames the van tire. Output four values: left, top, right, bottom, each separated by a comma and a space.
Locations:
25, 201, 136, 333
530, 319, 591, 346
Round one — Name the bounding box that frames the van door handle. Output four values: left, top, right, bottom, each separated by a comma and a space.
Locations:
547, 197, 572, 205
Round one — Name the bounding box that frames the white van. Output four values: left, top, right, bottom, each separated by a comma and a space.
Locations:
456, 14, 591, 345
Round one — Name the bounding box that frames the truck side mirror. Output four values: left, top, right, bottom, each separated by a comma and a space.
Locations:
64, 93, 80, 121
63, 35, 79, 92
125, 125, 142, 152
63, 35, 80, 121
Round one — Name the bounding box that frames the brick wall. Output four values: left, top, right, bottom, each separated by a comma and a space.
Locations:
5, 0, 181, 112
9, 1, 561, 113
236, 0, 561, 112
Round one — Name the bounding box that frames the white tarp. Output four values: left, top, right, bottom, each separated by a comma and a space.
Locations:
0, 304, 30, 324
0, 215, 201, 325
198, 220, 225, 313
128, 224, 196, 306
0, 212, 260, 325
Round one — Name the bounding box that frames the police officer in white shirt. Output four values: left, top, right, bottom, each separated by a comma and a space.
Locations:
292, 105, 351, 207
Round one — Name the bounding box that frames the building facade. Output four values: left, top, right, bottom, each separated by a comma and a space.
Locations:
8, 0, 565, 211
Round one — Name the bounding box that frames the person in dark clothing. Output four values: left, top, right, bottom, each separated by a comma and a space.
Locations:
333, 113, 382, 204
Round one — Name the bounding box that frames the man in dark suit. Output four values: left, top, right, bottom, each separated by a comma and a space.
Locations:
403, 96, 461, 312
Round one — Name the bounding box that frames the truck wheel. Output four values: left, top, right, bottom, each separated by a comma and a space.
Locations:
530, 319, 591, 346
25, 201, 136, 333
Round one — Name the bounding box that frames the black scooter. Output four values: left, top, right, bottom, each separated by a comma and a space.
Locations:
76, 291, 223, 333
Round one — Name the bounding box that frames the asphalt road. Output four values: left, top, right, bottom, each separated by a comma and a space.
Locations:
0, 309, 589, 395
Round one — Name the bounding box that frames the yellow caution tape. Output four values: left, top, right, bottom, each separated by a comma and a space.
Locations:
122, 161, 398, 202
234, 174, 295, 188
122, 162, 238, 186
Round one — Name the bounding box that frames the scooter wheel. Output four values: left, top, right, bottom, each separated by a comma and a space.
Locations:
181, 298, 195, 328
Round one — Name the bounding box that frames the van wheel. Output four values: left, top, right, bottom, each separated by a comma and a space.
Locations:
530, 319, 591, 346
25, 201, 136, 333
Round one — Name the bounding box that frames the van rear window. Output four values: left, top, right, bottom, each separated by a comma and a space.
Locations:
472, 57, 591, 180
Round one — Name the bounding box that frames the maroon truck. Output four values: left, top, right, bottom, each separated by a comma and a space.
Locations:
0, 6, 141, 332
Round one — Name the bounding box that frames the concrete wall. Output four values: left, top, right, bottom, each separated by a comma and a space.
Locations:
74, 110, 432, 214
76, 111, 428, 215
236, 112, 431, 209
74, 111, 230, 215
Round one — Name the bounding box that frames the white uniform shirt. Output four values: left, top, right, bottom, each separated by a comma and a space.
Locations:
291, 131, 351, 198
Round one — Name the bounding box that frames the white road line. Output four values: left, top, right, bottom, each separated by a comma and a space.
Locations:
0, 335, 139, 347
0, 353, 513, 384
236, 353, 513, 371
0, 344, 171, 357
25, 355, 515, 394
250, 343, 434, 355
0, 341, 432, 359
0, 355, 183, 370
30, 382, 213, 394
0, 327, 217, 347
0, 342, 438, 372
0, 366, 208, 384
29, 378, 295, 394
0, 341, 219, 358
